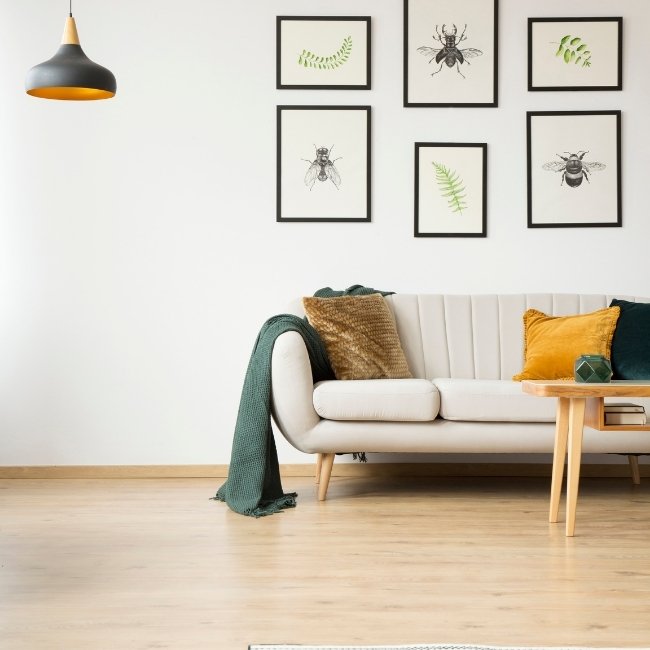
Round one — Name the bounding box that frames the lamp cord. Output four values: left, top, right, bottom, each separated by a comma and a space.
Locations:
69, 0, 72, 17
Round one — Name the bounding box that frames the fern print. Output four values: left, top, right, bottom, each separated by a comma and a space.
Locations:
298, 36, 352, 70
553, 35, 592, 67
432, 162, 467, 215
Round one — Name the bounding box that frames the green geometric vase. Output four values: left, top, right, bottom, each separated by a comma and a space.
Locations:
574, 354, 613, 383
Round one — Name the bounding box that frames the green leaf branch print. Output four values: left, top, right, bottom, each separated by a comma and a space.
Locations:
554, 35, 592, 67
433, 162, 467, 215
298, 36, 352, 69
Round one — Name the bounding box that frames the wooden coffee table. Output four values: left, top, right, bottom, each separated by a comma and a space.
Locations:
522, 380, 650, 536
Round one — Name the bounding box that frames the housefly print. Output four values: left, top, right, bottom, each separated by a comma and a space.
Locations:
302, 145, 342, 190
417, 24, 483, 78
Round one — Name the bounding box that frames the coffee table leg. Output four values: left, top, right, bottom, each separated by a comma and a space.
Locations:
549, 397, 570, 523
566, 397, 586, 537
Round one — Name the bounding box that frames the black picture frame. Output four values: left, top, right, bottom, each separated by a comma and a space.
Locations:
277, 106, 371, 223
414, 142, 487, 238
528, 17, 623, 92
276, 16, 371, 90
527, 111, 622, 228
404, 0, 498, 108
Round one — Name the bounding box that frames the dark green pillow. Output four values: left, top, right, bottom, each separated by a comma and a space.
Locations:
609, 299, 650, 379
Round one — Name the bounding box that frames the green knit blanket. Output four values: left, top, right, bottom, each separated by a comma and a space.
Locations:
213, 285, 392, 517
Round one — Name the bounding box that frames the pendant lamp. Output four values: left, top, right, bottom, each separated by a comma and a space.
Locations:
25, 2, 116, 100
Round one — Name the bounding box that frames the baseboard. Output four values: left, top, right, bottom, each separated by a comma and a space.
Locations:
0, 461, 647, 480
0, 464, 229, 479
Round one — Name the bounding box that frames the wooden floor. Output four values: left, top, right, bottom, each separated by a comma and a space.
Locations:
2, 475, 650, 650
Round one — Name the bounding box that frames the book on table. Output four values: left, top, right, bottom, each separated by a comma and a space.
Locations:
604, 402, 646, 425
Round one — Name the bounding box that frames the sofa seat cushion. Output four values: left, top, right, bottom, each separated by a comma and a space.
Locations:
313, 379, 440, 422
434, 378, 557, 422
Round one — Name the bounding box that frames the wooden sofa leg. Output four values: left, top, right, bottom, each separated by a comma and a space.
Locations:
315, 453, 323, 484
628, 455, 641, 485
318, 453, 335, 501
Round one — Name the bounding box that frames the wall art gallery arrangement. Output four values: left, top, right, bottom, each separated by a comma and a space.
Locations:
275, 2, 624, 234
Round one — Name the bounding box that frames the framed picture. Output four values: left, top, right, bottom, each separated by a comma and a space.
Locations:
277, 106, 371, 222
528, 17, 622, 91
414, 143, 487, 237
276, 17, 371, 90
527, 111, 621, 228
404, 0, 498, 107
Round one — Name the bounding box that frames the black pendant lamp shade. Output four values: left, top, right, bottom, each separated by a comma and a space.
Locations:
25, 13, 116, 100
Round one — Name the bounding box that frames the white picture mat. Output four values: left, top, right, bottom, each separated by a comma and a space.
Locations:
407, 0, 495, 104
529, 114, 619, 225
279, 20, 368, 86
418, 146, 484, 234
280, 109, 368, 220
531, 21, 620, 88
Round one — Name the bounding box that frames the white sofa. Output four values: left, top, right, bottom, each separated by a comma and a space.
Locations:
271, 293, 650, 499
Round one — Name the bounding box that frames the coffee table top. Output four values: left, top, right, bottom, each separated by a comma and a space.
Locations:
522, 379, 650, 398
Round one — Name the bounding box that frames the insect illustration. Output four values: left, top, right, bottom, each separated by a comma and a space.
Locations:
542, 151, 606, 187
417, 24, 483, 78
302, 145, 342, 190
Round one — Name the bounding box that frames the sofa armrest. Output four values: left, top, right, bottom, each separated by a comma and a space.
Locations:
271, 330, 320, 452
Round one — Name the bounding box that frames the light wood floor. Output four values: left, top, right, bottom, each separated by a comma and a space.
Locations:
2, 475, 650, 649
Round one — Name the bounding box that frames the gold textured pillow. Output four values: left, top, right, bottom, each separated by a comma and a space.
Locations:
302, 294, 412, 380
513, 306, 620, 381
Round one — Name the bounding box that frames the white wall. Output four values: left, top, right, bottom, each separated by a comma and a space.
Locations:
1, 0, 649, 466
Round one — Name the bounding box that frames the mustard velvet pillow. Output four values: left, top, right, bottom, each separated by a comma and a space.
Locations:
513, 306, 620, 381
302, 294, 412, 381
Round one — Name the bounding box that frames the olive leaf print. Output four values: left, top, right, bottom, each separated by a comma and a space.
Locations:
554, 35, 592, 67
433, 162, 467, 215
298, 36, 352, 69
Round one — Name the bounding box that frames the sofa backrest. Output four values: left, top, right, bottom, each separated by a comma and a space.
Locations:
383, 294, 649, 381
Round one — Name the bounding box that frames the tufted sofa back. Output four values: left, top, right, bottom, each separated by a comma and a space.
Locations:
383, 294, 649, 381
